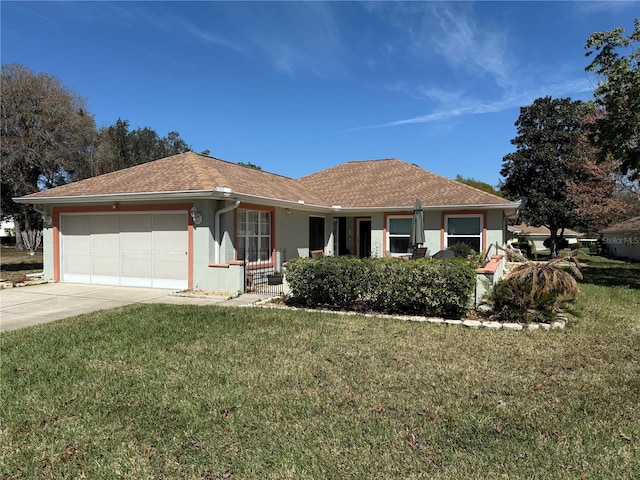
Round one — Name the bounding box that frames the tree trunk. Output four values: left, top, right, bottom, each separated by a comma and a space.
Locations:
14, 219, 24, 250
549, 224, 559, 258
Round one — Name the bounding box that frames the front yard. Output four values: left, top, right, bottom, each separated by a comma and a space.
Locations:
0, 246, 43, 282
0, 256, 638, 479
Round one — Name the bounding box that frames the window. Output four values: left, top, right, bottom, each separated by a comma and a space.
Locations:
237, 209, 271, 262
445, 215, 482, 252
387, 216, 411, 255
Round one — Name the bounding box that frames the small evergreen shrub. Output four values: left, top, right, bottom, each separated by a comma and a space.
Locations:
285, 256, 476, 318
489, 277, 558, 323
447, 242, 475, 258
285, 256, 372, 308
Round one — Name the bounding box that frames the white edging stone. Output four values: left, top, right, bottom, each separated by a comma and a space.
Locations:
482, 321, 503, 330
502, 323, 523, 331
444, 319, 463, 326
427, 318, 446, 325
462, 320, 482, 329
255, 301, 568, 332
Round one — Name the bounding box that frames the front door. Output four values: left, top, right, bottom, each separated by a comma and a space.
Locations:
309, 216, 325, 255
357, 219, 371, 258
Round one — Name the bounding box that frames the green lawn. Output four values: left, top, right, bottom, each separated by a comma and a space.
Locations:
1, 256, 639, 479
0, 246, 43, 281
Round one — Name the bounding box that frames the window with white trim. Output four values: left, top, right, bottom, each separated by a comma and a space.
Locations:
445, 215, 482, 252
237, 209, 271, 262
387, 216, 412, 255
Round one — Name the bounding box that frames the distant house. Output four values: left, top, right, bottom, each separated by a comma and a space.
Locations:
508, 223, 583, 251
0, 218, 15, 244
15, 153, 520, 292
601, 216, 640, 261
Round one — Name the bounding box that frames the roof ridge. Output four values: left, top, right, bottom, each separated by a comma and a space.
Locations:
345, 158, 400, 163
195, 152, 298, 184
184, 152, 227, 190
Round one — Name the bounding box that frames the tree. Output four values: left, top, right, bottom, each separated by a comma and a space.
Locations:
585, 19, 640, 179
454, 175, 502, 197
90, 119, 191, 175
500, 97, 584, 256
237, 162, 262, 170
566, 104, 627, 235
1, 63, 96, 248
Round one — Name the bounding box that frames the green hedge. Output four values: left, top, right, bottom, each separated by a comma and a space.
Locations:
285, 256, 476, 319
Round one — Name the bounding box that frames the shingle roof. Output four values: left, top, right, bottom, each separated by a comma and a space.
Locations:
298, 158, 511, 208
20, 152, 327, 205
20, 153, 512, 209
601, 216, 640, 233
508, 223, 583, 237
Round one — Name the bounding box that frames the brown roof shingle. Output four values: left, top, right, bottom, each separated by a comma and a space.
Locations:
508, 223, 583, 237
20, 154, 512, 209
20, 152, 327, 205
601, 216, 640, 233
297, 158, 511, 208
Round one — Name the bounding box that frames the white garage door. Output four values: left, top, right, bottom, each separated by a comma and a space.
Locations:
61, 212, 188, 289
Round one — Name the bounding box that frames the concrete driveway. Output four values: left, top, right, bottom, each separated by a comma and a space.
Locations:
0, 283, 232, 332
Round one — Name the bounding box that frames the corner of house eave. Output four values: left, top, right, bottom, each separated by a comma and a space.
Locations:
433, 203, 521, 211
311, 203, 521, 215
232, 193, 331, 212
12, 190, 217, 205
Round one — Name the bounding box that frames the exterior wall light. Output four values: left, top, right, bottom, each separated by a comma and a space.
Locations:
190, 207, 203, 225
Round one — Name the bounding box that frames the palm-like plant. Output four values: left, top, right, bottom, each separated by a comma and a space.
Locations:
489, 247, 583, 322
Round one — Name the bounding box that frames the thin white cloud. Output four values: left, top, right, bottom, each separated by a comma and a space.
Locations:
349, 2, 600, 133
248, 3, 347, 78
185, 24, 244, 54
427, 3, 512, 89
349, 77, 595, 132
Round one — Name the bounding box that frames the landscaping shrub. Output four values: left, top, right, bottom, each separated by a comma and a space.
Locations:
487, 249, 582, 323
447, 241, 475, 257
489, 277, 558, 323
285, 256, 372, 308
286, 256, 476, 318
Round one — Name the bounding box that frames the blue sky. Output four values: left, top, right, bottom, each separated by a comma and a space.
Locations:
2, 1, 638, 186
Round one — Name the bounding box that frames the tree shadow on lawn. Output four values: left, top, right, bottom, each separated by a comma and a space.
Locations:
580, 257, 640, 290
0, 261, 44, 273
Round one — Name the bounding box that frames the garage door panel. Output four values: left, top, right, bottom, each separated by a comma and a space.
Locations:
62, 215, 91, 281
120, 276, 153, 288
153, 252, 188, 280
153, 213, 188, 253
120, 214, 152, 252
121, 251, 152, 278
91, 214, 119, 234
92, 251, 120, 277
63, 249, 91, 275
62, 215, 91, 251
154, 231, 187, 253
61, 211, 188, 289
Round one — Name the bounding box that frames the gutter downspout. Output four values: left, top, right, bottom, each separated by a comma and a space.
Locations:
33, 204, 47, 216
33, 204, 53, 227
214, 199, 240, 263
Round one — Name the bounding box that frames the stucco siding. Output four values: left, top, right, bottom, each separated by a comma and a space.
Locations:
42, 226, 53, 281
602, 232, 640, 261
370, 213, 384, 258
423, 211, 442, 254
277, 209, 318, 259
485, 210, 505, 252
